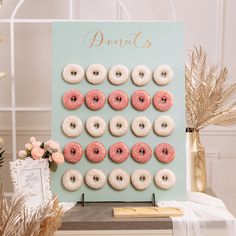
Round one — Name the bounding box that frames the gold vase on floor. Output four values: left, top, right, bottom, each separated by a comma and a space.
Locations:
187, 128, 207, 192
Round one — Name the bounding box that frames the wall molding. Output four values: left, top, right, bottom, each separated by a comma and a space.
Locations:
200, 128, 236, 136
206, 151, 219, 159
1, 128, 51, 136
205, 151, 219, 187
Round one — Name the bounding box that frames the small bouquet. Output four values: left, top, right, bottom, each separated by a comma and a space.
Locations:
18, 137, 64, 172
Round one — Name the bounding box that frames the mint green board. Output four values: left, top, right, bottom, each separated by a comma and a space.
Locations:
51, 22, 186, 202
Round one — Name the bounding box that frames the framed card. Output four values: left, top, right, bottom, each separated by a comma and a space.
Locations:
10, 157, 52, 210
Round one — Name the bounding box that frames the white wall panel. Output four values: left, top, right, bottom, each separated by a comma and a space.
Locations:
0, 0, 69, 19
116, 0, 174, 20
0, 0, 18, 18
0, 23, 11, 106
212, 160, 236, 216
223, 0, 236, 82
79, 0, 117, 20
175, 0, 219, 60
15, 23, 52, 106
16, 0, 69, 19
201, 126, 236, 159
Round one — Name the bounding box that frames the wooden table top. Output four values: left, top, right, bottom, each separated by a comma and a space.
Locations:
59, 188, 215, 231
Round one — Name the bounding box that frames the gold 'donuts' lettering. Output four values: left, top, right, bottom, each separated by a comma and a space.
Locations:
83, 29, 153, 49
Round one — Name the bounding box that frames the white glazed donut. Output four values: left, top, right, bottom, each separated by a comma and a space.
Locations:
62, 116, 83, 138
131, 116, 152, 137
86, 64, 107, 84
109, 116, 128, 137
131, 169, 152, 190
153, 65, 173, 86
155, 169, 176, 190
108, 65, 129, 85
108, 168, 130, 191
86, 116, 106, 137
62, 63, 85, 84
131, 65, 151, 86
62, 169, 83, 191
154, 116, 175, 136
85, 169, 106, 190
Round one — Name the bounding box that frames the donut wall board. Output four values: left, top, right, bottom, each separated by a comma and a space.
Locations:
51, 22, 186, 202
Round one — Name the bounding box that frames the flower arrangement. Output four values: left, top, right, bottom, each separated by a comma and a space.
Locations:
185, 46, 236, 192
0, 137, 64, 235
18, 137, 64, 172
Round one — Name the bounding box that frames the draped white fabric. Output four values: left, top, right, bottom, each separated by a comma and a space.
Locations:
60, 201, 76, 212
159, 192, 236, 236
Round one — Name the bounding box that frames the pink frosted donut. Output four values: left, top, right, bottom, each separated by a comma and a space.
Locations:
131, 142, 152, 163
131, 90, 151, 111
155, 143, 175, 163
108, 90, 129, 111
153, 91, 173, 112
63, 89, 84, 110
63, 142, 83, 164
86, 141, 106, 163
85, 89, 106, 111
109, 142, 129, 163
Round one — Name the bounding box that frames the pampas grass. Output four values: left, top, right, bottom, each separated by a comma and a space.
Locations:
185, 46, 236, 130
39, 197, 64, 236
0, 147, 5, 168
0, 183, 63, 236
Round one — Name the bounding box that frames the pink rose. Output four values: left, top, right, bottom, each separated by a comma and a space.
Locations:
31, 141, 41, 148
30, 137, 36, 143
31, 147, 45, 160
18, 150, 27, 158
25, 143, 33, 150
52, 152, 64, 164
45, 140, 61, 153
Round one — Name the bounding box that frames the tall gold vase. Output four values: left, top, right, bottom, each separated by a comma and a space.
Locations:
186, 128, 207, 192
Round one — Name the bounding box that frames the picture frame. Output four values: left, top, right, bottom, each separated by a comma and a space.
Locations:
10, 157, 52, 210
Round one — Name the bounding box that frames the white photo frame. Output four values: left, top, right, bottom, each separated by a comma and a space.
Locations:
10, 157, 52, 210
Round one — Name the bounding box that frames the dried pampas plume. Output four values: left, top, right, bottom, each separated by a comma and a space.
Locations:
0, 147, 5, 168
0, 183, 63, 236
185, 46, 236, 130
39, 197, 64, 236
